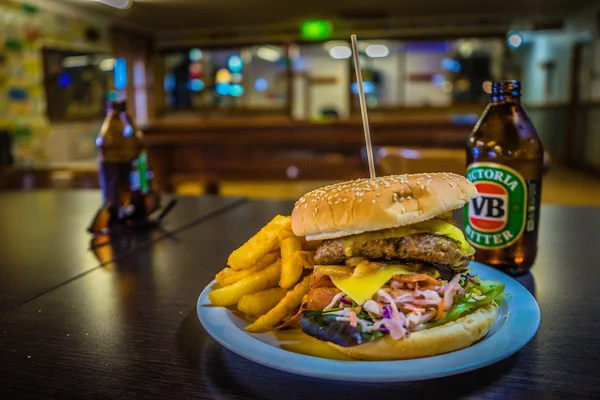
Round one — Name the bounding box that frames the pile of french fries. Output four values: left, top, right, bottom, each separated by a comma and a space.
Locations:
208, 215, 318, 333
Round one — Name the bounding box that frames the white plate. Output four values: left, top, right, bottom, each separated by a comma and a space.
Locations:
197, 261, 540, 382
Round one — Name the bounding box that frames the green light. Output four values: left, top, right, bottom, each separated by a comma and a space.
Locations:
301, 20, 333, 40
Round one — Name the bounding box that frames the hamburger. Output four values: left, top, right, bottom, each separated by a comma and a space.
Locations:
289, 173, 506, 360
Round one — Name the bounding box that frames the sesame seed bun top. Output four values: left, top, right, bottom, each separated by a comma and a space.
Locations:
291, 173, 478, 241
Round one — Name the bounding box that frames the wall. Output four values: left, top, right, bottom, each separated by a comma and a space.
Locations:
567, 2, 600, 170
294, 45, 350, 120
0, 0, 110, 166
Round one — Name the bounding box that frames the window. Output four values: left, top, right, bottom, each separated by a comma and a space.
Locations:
163, 45, 288, 116
42, 49, 115, 121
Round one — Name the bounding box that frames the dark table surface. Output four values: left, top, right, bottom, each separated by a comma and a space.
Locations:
1, 197, 599, 399
0, 190, 245, 313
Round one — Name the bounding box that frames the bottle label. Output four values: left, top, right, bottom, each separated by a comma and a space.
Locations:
464, 162, 527, 249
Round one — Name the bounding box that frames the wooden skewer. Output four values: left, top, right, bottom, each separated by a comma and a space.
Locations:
350, 34, 376, 179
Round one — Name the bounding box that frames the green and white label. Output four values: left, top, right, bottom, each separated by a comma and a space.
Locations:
464, 162, 527, 249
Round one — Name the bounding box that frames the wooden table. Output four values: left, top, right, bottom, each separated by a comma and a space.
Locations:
1, 196, 599, 399
0, 190, 245, 313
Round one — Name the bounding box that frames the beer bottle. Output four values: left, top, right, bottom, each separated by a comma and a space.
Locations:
95, 99, 143, 228
464, 81, 544, 275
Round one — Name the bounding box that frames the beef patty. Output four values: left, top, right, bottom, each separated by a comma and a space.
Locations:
314, 233, 472, 269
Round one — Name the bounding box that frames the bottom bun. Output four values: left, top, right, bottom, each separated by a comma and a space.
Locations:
329, 303, 498, 360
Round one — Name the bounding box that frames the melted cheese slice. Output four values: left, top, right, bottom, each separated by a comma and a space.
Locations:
343, 218, 474, 257
330, 265, 413, 305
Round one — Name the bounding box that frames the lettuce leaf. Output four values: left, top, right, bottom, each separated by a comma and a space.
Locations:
301, 311, 382, 347
423, 278, 506, 329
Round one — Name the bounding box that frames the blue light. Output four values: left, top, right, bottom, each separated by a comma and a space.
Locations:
164, 73, 175, 91
114, 57, 127, 90
58, 72, 71, 88
188, 79, 204, 92
230, 84, 244, 97
124, 125, 134, 137
227, 54, 243, 73
351, 81, 375, 94
254, 78, 268, 92
432, 74, 445, 86
216, 82, 231, 96
441, 58, 461, 73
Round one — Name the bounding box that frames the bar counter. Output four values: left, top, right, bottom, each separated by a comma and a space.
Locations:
143, 115, 476, 191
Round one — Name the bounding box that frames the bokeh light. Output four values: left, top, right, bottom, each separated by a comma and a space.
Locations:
254, 78, 268, 92
482, 81, 493, 94
441, 81, 453, 93
329, 46, 351, 59
230, 84, 244, 97
189, 48, 203, 62
216, 82, 231, 96
227, 54, 243, 72
507, 33, 523, 49
188, 79, 204, 92
216, 68, 231, 83
365, 44, 389, 58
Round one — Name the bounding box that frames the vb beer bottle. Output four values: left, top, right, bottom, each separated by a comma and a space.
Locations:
465, 81, 544, 275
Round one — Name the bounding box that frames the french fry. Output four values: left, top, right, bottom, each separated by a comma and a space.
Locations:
279, 236, 303, 288
278, 227, 295, 241
208, 260, 281, 306
237, 287, 288, 317
227, 215, 291, 270
293, 251, 316, 269
215, 267, 237, 286
245, 276, 311, 333
216, 252, 279, 287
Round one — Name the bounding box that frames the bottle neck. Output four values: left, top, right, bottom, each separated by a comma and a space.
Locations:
491, 94, 521, 105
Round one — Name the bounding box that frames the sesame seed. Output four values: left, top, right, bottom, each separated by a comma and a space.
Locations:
401, 206, 406, 213
376, 193, 381, 197
407, 196, 412, 200
372, 199, 377, 204
357, 199, 363, 203
392, 193, 398, 202
449, 182, 454, 187
343, 198, 348, 202
420, 184, 425, 190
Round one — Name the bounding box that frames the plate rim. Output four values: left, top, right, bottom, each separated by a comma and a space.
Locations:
197, 261, 541, 382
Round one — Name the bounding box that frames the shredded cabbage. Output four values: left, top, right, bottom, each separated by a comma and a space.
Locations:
423, 278, 506, 328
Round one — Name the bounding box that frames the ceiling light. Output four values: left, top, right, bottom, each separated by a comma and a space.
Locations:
99, 58, 116, 71
301, 20, 333, 40
62, 56, 90, 68
365, 44, 389, 58
323, 41, 348, 51
95, 0, 133, 10
329, 46, 351, 59
256, 46, 281, 62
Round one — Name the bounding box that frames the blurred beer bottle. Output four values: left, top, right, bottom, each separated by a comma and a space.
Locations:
90, 99, 159, 233
465, 81, 544, 275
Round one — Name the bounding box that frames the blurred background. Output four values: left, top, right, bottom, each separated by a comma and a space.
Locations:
0, 0, 599, 204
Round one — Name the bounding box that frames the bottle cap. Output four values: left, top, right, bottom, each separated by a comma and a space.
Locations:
107, 100, 127, 112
